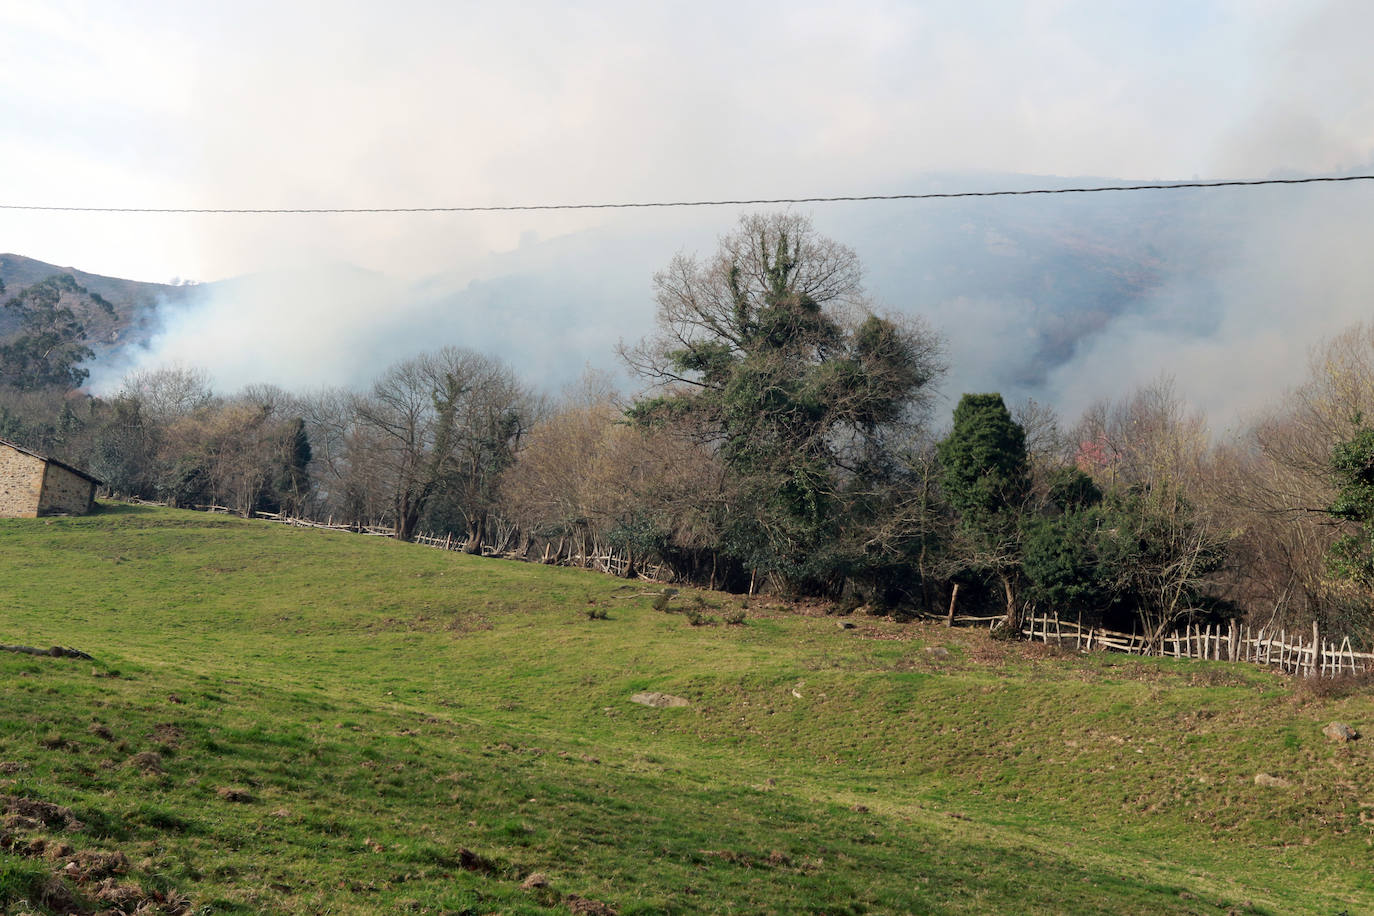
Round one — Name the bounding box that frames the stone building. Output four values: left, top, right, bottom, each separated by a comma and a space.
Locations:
0, 437, 102, 517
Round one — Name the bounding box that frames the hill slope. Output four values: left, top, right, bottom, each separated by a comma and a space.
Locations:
0, 253, 193, 355
0, 505, 1370, 914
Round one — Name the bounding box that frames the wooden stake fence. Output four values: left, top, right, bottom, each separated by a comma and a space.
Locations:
932, 608, 1372, 679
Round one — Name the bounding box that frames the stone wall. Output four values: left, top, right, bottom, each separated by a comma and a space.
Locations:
0, 444, 45, 517
36, 462, 97, 516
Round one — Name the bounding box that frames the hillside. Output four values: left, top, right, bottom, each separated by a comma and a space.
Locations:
0, 505, 1371, 914
0, 254, 194, 356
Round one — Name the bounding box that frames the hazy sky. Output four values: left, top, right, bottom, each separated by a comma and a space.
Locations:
2, 0, 1371, 422
3, 0, 1362, 281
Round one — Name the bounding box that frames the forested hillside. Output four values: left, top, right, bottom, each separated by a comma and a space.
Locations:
0, 255, 196, 350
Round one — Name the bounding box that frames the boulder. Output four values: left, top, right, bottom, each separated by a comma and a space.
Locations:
1253, 773, 1291, 788
630, 692, 689, 708
1322, 721, 1360, 743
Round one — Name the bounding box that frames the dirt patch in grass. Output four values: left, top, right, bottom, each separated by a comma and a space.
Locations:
456, 847, 498, 874
60, 848, 130, 881
126, 750, 166, 775
150, 723, 185, 747
0, 796, 190, 914
565, 894, 619, 915
38, 732, 69, 751
2, 794, 83, 831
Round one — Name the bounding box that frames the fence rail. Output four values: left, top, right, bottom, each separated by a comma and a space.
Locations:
926, 610, 1372, 679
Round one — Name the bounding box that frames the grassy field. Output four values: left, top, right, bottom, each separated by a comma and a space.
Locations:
0, 503, 1370, 914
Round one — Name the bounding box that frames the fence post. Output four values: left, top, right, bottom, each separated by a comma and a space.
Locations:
946, 584, 959, 627
1311, 621, 1320, 678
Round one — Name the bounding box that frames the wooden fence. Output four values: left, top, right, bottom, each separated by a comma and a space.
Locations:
928, 609, 1373, 679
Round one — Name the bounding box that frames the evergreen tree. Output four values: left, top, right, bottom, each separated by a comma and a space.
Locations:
0, 274, 98, 391
1326, 425, 1374, 593
936, 393, 1031, 633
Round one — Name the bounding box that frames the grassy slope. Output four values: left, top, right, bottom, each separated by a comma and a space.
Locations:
0, 504, 1370, 914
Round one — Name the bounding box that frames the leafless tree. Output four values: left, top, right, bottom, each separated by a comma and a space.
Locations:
351, 347, 536, 543
1072, 377, 1235, 648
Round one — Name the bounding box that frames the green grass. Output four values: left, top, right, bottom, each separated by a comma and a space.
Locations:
0, 503, 1371, 914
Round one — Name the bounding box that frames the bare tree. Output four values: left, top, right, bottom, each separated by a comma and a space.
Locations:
1072, 378, 1234, 648
1214, 324, 1374, 636
118, 366, 213, 425
351, 348, 535, 542
501, 383, 728, 580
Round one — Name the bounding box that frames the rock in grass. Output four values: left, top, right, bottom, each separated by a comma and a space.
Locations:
216, 786, 254, 803
521, 872, 550, 889
1253, 773, 1291, 788
1322, 721, 1359, 743
630, 692, 689, 708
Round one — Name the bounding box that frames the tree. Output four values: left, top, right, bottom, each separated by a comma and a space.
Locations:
119, 366, 214, 425
0, 274, 102, 391
936, 393, 1031, 634
1213, 325, 1374, 637
1071, 379, 1233, 647
351, 348, 533, 543
500, 380, 730, 580
1021, 467, 1113, 622
268, 417, 312, 517
622, 213, 942, 595
1097, 484, 1228, 648
1325, 424, 1374, 596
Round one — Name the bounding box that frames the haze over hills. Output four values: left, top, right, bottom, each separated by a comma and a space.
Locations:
9, 172, 1370, 426
0, 253, 197, 358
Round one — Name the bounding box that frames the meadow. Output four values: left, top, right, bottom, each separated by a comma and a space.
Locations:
0, 504, 1370, 914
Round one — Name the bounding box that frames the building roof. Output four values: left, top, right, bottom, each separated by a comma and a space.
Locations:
0, 436, 104, 486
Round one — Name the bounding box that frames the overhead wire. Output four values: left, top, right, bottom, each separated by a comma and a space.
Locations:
0, 174, 1371, 215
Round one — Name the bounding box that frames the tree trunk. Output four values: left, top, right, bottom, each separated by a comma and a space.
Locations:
992, 571, 1024, 639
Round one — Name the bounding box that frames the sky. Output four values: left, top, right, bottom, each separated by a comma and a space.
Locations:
1, 0, 1372, 426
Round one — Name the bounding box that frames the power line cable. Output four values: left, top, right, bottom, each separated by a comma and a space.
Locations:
1, 174, 1371, 214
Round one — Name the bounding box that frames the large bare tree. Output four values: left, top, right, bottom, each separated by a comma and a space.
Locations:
351, 347, 534, 543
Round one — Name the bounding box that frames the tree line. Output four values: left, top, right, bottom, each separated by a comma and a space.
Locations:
4, 213, 1374, 647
